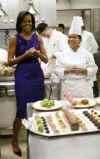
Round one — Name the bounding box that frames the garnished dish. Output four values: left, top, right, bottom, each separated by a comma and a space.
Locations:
32, 99, 62, 111
73, 98, 96, 109
40, 99, 55, 108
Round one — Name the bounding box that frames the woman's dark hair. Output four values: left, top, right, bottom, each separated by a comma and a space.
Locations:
16, 10, 35, 33
36, 23, 48, 34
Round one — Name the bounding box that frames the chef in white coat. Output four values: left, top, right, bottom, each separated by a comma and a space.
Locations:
57, 24, 65, 33
36, 23, 68, 75
78, 16, 99, 97
79, 17, 99, 55
54, 17, 98, 99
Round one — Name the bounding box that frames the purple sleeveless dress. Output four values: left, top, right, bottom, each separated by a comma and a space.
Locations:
15, 33, 44, 119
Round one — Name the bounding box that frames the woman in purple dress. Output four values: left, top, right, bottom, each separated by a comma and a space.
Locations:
7, 11, 48, 156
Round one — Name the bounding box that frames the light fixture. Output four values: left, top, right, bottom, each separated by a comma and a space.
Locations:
28, 0, 39, 16
0, 2, 8, 17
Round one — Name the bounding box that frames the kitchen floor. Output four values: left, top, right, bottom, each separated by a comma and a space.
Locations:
0, 127, 27, 159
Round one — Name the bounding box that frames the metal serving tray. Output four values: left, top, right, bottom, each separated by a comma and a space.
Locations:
22, 109, 100, 137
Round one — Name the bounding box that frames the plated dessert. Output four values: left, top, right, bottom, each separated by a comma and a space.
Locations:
73, 98, 96, 109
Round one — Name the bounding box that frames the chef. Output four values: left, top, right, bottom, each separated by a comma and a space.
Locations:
54, 17, 98, 99
57, 24, 65, 33
78, 16, 99, 97
36, 23, 68, 75
79, 16, 99, 55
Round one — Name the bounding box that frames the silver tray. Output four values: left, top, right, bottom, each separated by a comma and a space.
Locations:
22, 109, 100, 137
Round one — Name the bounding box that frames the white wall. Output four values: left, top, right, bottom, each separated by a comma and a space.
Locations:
56, 0, 71, 10
39, 0, 56, 26
56, 0, 100, 9
71, 0, 100, 9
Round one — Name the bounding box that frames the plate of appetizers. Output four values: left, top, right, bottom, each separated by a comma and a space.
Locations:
32, 99, 62, 111
73, 98, 96, 109
22, 109, 100, 137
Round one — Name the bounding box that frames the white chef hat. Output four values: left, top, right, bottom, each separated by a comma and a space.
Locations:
69, 16, 84, 35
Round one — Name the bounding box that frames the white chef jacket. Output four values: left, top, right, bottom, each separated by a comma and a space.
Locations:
80, 30, 98, 82
54, 46, 98, 99
41, 29, 68, 75
0, 48, 8, 63
81, 30, 99, 54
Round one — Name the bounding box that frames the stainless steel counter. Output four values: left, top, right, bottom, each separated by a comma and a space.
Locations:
0, 77, 16, 134
27, 104, 100, 159
0, 76, 60, 134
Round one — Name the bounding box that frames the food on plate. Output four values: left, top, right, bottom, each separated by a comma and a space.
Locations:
76, 117, 88, 131
46, 115, 59, 134
90, 110, 100, 122
41, 116, 50, 133
55, 112, 67, 132
83, 111, 100, 129
80, 99, 89, 105
35, 115, 41, 124
63, 108, 80, 131
38, 124, 43, 132
40, 99, 55, 107
97, 115, 100, 121
75, 99, 89, 106
79, 122, 88, 131
0, 66, 15, 76
73, 98, 96, 108
35, 115, 43, 132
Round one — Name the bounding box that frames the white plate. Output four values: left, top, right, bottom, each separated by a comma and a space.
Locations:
73, 98, 96, 109
94, 97, 100, 105
32, 100, 62, 111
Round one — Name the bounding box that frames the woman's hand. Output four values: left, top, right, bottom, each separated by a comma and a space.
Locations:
8, 59, 15, 66
25, 47, 39, 57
